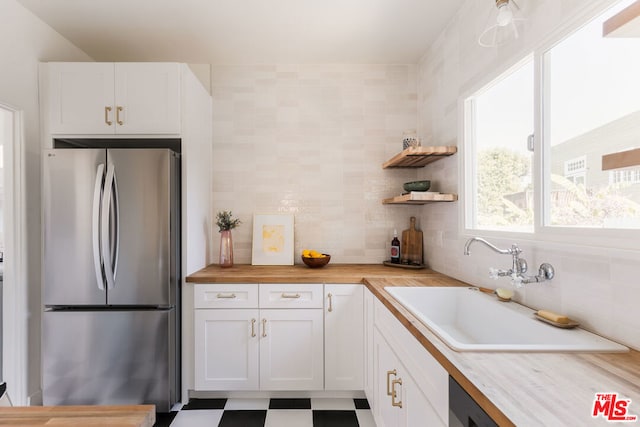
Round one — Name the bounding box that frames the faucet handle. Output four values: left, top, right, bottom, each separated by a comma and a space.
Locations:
511, 273, 524, 288
489, 268, 500, 280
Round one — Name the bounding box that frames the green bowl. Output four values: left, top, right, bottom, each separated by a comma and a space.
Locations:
403, 180, 431, 192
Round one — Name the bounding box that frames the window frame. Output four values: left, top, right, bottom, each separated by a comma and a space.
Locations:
460, 0, 640, 250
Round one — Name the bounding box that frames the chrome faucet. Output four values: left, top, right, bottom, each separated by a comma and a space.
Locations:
463, 237, 554, 287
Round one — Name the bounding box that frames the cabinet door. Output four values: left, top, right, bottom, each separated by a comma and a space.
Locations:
364, 287, 375, 406
194, 309, 259, 390
48, 62, 115, 134
373, 327, 445, 427
260, 309, 324, 390
375, 298, 449, 424
325, 284, 364, 390
399, 368, 446, 427
373, 327, 400, 427
114, 63, 181, 134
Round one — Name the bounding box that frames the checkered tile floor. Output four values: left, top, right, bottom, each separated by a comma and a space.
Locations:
155, 398, 375, 427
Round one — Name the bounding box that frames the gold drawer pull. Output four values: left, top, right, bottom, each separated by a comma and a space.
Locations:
216, 293, 237, 299
116, 106, 124, 125
281, 293, 301, 299
391, 378, 403, 408
104, 106, 112, 126
386, 369, 397, 396
262, 318, 267, 337
251, 318, 256, 337
328, 293, 333, 312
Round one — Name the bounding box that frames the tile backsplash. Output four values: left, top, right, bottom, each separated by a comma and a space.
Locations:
210, 64, 421, 265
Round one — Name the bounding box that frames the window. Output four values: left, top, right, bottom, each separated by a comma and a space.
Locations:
610, 168, 640, 184
545, 0, 640, 229
563, 156, 587, 186
465, 0, 640, 235
465, 58, 534, 232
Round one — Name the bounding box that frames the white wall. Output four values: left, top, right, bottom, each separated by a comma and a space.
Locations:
0, 0, 92, 402
208, 64, 422, 267
416, 0, 640, 350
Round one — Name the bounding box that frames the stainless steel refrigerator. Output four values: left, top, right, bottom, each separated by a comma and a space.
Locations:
42, 147, 180, 412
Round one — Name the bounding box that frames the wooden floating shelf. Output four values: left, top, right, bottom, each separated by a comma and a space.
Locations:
382, 146, 457, 169
383, 192, 458, 205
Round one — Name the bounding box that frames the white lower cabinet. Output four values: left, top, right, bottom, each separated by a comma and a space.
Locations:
372, 299, 448, 427
194, 283, 324, 391
374, 328, 445, 427
194, 309, 259, 390
364, 287, 375, 406
194, 281, 447, 420
260, 309, 324, 390
324, 284, 364, 390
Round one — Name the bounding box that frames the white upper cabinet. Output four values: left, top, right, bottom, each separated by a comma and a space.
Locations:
47, 62, 181, 135
47, 63, 114, 134
114, 63, 181, 134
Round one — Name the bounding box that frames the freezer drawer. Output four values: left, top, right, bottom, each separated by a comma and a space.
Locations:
42, 309, 177, 412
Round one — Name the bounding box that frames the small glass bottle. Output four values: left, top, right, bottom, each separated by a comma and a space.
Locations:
391, 229, 401, 264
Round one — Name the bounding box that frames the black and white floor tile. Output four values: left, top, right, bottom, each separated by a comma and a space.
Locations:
156, 397, 375, 427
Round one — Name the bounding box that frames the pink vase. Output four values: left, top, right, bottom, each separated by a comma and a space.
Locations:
219, 230, 234, 268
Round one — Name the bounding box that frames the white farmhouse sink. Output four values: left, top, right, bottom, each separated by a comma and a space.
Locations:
384, 287, 628, 352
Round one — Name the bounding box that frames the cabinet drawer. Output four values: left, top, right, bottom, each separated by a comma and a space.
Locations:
194, 284, 259, 308
259, 284, 323, 309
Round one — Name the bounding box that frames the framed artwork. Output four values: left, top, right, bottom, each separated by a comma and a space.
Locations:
251, 214, 294, 265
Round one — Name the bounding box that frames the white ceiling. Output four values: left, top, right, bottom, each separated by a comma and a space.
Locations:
17, 0, 467, 64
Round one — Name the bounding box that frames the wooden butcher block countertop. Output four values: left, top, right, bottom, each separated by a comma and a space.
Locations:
186, 264, 640, 426
185, 263, 466, 285
0, 404, 155, 426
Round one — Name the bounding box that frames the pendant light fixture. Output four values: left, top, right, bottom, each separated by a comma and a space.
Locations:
478, 0, 524, 48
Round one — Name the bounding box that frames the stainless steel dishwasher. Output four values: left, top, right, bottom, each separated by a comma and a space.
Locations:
449, 376, 498, 427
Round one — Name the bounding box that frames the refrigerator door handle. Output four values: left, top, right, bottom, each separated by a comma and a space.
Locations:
92, 163, 106, 291
101, 163, 118, 290
112, 167, 120, 280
